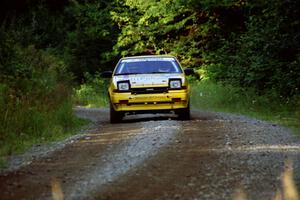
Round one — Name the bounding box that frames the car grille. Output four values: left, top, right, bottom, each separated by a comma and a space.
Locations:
131, 87, 168, 94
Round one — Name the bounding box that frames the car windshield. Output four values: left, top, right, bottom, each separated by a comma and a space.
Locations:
114, 57, 182, 75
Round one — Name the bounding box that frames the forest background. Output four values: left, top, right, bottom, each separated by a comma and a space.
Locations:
0, 0, 299, 164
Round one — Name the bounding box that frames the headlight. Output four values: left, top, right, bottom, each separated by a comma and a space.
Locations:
117, 81, 130, 91
169, 79, 182, 89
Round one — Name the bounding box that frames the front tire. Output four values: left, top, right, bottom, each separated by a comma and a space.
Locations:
176, 102, 190, 120
110, 102, 123, 123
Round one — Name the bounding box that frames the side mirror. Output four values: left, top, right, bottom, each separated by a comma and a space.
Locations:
184, 68, 194, 76
101, 71, 113, 78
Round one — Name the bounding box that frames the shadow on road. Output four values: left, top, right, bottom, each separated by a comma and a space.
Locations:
122, 114, 178, 123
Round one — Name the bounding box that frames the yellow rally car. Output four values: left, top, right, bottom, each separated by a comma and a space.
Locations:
102, 55, 193, 123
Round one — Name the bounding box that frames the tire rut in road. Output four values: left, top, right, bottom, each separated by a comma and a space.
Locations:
1, 109, 300, 200
93, 114, 300, 200
0, 116, 181, 200
66, 120, 181, 200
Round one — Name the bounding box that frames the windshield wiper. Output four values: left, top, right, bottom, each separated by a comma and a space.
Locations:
115, 73, 142, 75
148, 72, 173, 74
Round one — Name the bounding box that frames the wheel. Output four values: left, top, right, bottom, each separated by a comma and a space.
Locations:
110, 102, 123, 123
176, 102, 190, 120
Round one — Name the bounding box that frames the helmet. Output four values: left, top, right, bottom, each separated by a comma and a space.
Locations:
158, 65, 171, 72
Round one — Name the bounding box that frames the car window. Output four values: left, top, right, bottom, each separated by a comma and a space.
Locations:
114, 58, 182, 75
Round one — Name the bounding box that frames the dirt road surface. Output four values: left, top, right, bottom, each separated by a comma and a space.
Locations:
1, 108, 300, 200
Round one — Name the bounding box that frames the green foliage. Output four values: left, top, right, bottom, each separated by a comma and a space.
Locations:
191, 80, 300, 133
0, 157, 7, 168
74, 73, 109, 107
1, 1, 119, 80
111, 0, 201, 62
64, 1, 119, 78
0, 0, 299, 154
0, 97, 85, 158
206, 0, 300, 97
0, 30, 15, 70
1, 0, 299, 99
0, 35, 84, 161
110, 0, 299, 98
111, 0, 245, 67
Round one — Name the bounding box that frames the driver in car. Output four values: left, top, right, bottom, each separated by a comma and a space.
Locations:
158, 65, 172, 73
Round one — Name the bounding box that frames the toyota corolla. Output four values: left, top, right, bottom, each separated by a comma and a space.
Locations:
102, 55, 193, 123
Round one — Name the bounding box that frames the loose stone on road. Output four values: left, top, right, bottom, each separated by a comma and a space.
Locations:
0, 108, 300, 200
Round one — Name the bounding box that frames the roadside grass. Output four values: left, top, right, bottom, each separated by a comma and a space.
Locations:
73, 75, 300, 134
74, 73, 108, 108
191, 80, 300, 134
0, 45, 92, 169
0, 98, 88, 169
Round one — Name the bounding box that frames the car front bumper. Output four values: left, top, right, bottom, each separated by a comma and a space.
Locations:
110, 90, 189, 112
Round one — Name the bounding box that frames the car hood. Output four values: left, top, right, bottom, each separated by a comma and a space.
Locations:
113, 74, 185, 88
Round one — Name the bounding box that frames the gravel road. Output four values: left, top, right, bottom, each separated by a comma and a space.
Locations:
0, 108, 300, 200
